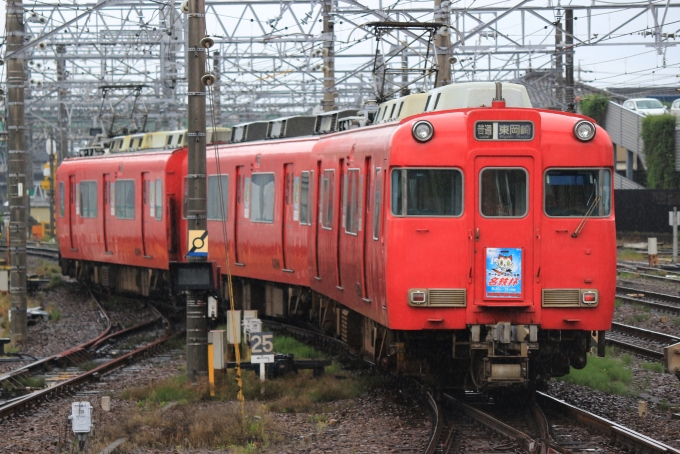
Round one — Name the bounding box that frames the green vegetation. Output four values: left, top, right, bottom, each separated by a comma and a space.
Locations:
614, 298, 623, 309
642, 114, 678, 189
49, 309, 61, 322
79, 361, 99, 371
273, 335, 325, 359
18, 376, 46, 388
617, 249, 645, 262
642, 362, 665, 373
558, 348, 632, 395
579, 94, 610, 125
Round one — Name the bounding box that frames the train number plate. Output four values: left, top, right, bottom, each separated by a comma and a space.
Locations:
485, 248, 523, 298
475, 121, 534, 141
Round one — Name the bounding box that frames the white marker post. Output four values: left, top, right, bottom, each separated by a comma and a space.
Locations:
250, 331, 274, 394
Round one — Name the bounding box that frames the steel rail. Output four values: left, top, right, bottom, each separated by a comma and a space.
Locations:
615, 293, 680, 316
265, 319, 443, 453
0, 331, 179, 421
611, 322, 680, 345
617, 284, 680, 305
0, 245, 59, 260
443, 394, 539, 453
536, 392, 680, 454
606, 337, 665, 361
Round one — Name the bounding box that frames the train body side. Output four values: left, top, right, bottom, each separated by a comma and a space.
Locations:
56, 149, 186, 271
205, 137, 318, 288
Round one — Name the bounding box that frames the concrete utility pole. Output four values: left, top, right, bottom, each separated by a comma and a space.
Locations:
554, 19, 563, 105
185, 0, 208, 379
212, 51, 221, 125
564, 9, 575, 109
6, 0, 28, 342
321, 0, 336, 112
56, 45, 68, 163
434, 0, 452, 87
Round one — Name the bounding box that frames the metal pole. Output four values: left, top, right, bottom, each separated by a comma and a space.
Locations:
565, 9, 575, 110
7, 0, 28, 342
434, 0, 452, 87
321, 0, 336, 112
56, 45, 68, 164
185, 0, 208, 379
212, 51, 221, 126
673, 207, 677, 263
48, 130, 55, 238
554, 19, 563, 105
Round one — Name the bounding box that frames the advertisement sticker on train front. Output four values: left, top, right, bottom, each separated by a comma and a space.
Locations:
485, 248, 522, 298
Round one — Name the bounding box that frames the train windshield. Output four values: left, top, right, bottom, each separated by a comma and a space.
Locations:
479, 168, 528, 217
390, 168, 463, 217
544, 169, 611, 217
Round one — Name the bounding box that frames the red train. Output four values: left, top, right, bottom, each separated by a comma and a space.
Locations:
57, 82, 616, 389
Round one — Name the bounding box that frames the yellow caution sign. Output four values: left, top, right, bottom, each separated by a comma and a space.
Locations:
188, 230, 208, 257
41, 179, 50, 191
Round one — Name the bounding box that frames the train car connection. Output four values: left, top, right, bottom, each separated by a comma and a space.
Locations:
56, 82, 616, 390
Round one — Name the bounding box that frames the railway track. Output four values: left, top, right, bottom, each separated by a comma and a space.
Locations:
0, 244, 60, 261
426, 392, 680, 454
616, 284, 680, 316
0, 292, 175, 421
607, 321, 680, 361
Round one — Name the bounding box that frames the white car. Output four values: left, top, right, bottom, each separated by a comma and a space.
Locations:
622, 98, 667, 116
671, 99, 680, 118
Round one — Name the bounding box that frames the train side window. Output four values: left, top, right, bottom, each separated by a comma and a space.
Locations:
115, 180, 135, 219
300, 171, 310, 225
389, 104, 396, 120
397, 102, 404, 119
59, 182, 65, 217
480, 168, 527, 218
391, 168, 463, 217
155, 179, 163, 221
321, 170, 335, 229
344, 169, 361, 234
373, 167, 382, 240
166, 135, 173, 146
250, 173, 275, 223
433, 93, 441, 110
207, 175, 229, 221
425, 95, 432, 111
80, 181, 98, 218
544, 168, 611, 217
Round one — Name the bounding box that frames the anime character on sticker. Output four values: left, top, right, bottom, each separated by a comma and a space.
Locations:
492, 253, 517, 276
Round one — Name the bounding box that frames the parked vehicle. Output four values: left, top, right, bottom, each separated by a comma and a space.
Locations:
622, 98, 667, 116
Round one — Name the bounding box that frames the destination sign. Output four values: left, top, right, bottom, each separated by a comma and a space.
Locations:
475, 121, 534, 141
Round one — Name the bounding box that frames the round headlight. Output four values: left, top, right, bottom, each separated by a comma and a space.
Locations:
574, 120, 596, 142
412, 120, 434, 142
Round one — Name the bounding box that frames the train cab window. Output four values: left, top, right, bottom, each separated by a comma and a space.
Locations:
373, 167, 382, 240
544, 169, 611, 217
300, 171, 311, 225
59, 182, 65, 217
321, 170, 335, 229
344, 169, 362, 234
480, 168, 527, 217
391, 168, 463, 217
250, 173, 275, 223
155, 179, 163, 220
115, 180, 135, 219
207, 175, 229, 221
80, 181, 98, 218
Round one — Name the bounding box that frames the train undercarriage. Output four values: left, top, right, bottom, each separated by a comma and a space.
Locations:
63, 258, 594, 391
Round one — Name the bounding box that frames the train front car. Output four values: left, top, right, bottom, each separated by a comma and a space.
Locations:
386, 95, 616, 390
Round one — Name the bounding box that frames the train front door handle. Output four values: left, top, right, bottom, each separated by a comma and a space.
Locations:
475, 228, 480, 242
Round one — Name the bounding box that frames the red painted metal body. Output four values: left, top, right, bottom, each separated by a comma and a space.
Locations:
56, 149, 187, 270
57, 103, 615, 339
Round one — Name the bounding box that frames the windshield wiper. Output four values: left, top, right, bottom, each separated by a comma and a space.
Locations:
572, 195, 601, 238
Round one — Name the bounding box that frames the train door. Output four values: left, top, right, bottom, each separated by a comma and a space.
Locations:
68, 175, 76, 250
103, 174, 112, 254
314, 161, 322, 278
282, 163, 294, 272
474, 157, 534, 306
337, 159, 345, 289
234, 166, 245, 265
361, 157, 371, 301
142, 172, 151, 258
